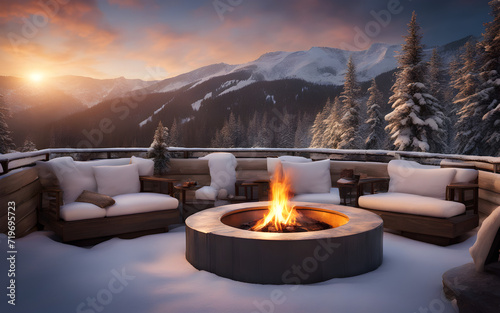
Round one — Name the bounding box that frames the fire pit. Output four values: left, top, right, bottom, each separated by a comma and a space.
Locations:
185, 202, 383, 284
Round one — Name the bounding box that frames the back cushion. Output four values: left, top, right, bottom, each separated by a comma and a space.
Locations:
388, 160, 456, 199
200, 153, 237, 195
93, 164, 141, 197
281, 159, 331, 194
452, 168, 478, 183
49, 157, 98, 204
131, 156, 154, 176
267, 156, 312, 178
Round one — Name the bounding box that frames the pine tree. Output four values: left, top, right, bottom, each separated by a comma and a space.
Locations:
169, 118, 180, 147
365, 79, 386, 149
385, 12, 446, 152
148, 121, 170, 175
310, 99, 333, 148
20, 137, 37, 152
428, 48, 451, 152
324, 97, 343, 149
246, 111, 259, 147
277, 110, 295, 148
463, 0, 500, 156
338, 55, 362, 149
0, 95, 15, 154
255, 112, 272, 147
294, 113, 313, 148
452, 41, 481, 154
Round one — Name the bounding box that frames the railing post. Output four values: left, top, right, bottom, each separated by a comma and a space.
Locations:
0, 160, 9, 174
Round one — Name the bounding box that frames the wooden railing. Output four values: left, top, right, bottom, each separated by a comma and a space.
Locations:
1, 147, 500, 175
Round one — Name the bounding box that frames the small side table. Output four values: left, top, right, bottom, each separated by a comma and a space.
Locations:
337, 177, 389, 207
173, 184, 214, 220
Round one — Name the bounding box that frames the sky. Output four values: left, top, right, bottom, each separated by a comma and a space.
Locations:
0, 0, 493, 81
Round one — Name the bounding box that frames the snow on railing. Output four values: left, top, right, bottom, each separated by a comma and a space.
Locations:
1, 147, 499, 175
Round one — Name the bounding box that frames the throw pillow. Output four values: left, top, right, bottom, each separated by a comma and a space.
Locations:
75, 190, 115, 208
281, 159, 331, 194
93, 164, 140, 197
267, 156, 312, 179
131, 156, 154, 176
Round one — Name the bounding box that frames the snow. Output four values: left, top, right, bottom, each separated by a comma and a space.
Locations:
138, 99, 173, 127
266, 95, 276, 104
139, 116, 152, 127
191, 99, 203, 111
0, 227, 476, 313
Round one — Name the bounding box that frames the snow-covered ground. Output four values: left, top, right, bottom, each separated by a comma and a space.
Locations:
0, 227, 476, 313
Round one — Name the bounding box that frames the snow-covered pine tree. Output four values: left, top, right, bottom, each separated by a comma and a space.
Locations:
338, 55, 362, 149
169, 118, 180, 147
452, 41, 481, 154
309, 98, 333, 148
465, 0, 500, 156
428, 48, 451, 152
20, 137, 37, 152
0, 94, 15, 154
294, 113, 313, 148
385, 12, 446, 152
277, 110, 295, 148
246, 111, 259, 147
365, 79, 386, 150
149, 121, 170, 175
324, 96, 342, 149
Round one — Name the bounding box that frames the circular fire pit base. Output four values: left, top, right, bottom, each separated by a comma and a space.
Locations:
185, 202, 383, 284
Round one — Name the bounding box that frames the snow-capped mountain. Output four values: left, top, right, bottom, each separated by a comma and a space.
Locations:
48, 75, 158, 107
145, 43, 400, 95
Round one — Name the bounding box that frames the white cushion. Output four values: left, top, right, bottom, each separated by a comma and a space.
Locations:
281, 159, 331, 194
48, 157, 98, 204
200, 153, 237, 195
452, 168, 478, 183
292, 188, 340, 204
75, 158, 131, 167
195, 186, 218, 201
131, 156, 154, 176
106, 193, 179, 217
60, 201, 106, 221
358, 192, 466, 218
267, 156, 311, 178
387, 160, 456, 200
93, 164, 140, 197
470, 206, 500, 271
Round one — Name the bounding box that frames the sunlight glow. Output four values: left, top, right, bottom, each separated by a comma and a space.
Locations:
29, 72, 44, 82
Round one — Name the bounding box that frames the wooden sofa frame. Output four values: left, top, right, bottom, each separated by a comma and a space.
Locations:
358, 179, 479, 246
38, 176, 180, 244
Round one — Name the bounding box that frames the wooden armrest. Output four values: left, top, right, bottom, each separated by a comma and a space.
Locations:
140, 176, 178, 183
447, 183, 479, 189
40, 188, 62, 220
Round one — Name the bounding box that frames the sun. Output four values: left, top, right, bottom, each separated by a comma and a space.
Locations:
29, 72, 44, 82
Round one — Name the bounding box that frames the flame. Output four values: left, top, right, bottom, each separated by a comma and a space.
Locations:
251, 166, 299, 231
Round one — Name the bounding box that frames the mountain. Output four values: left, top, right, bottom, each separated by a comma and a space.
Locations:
5, 37, 474, 149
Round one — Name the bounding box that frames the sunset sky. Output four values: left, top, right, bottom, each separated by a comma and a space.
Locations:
0, 0, 492, 81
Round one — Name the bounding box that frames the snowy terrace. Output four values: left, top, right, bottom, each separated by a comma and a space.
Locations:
1, 147, 500, 313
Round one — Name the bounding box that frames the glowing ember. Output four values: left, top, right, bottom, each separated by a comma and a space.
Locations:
250, 166, 331, 232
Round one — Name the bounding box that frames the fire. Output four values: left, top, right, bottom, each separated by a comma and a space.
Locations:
251, 167, 300, 231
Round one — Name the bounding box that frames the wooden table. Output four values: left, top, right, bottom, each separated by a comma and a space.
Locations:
337, 177, 389, 207
173, 184, 214, 220
235, 179, 270, 201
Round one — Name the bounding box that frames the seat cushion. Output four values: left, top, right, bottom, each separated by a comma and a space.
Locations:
195, 186, 218, 201
292, 188, 340, 205
60, 201, 107, 221
358, 192, 466, 218
106, 193, 179, 217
